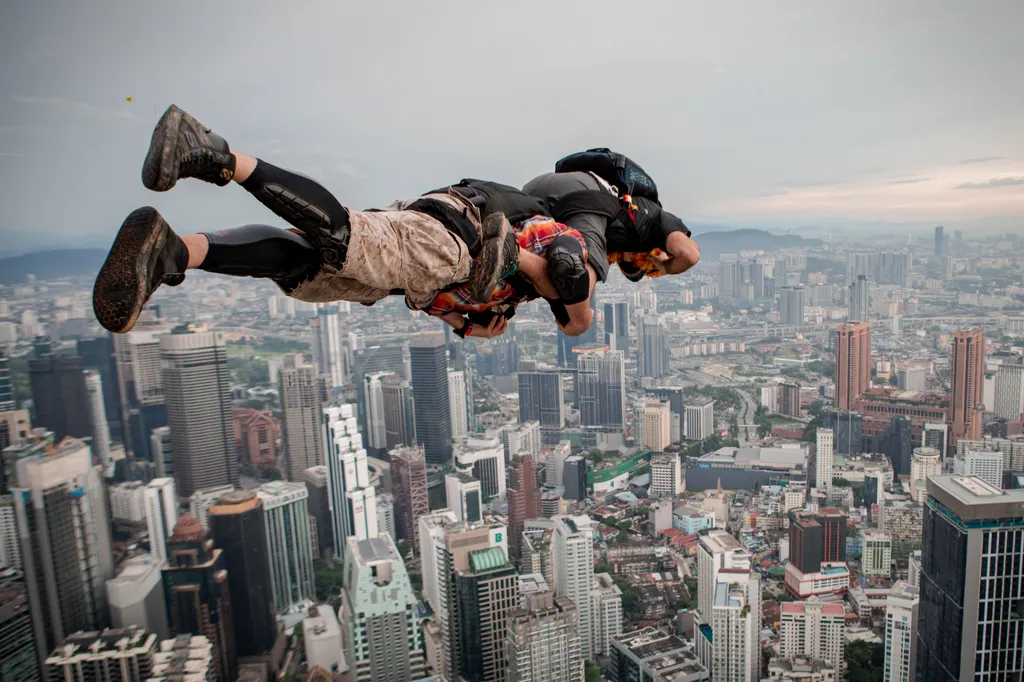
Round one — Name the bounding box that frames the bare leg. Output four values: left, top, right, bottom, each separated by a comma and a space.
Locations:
181, 234, 209, 269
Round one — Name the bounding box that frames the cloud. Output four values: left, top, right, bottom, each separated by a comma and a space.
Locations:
773, 180, 842, 189
752, 189, 791, 198
9, 94, 140, 120
958, 156, 1005, 165
954, 176, 1024, 190
886, 177, 929, 185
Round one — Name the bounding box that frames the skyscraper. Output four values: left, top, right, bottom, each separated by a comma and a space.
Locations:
684, 399, 715, 441
304, 465, 333, 558
257, 481, 315, 612
112, 326, 171, 461
44, 627, 158, 682
390, 446, 428, 550
340, 535, 427, 682
603, 301, 630, 354
576, 350, 626, 429
562, 457, 587, 501
507, 454, 541, 561
381, 374, 416, 449
916, 475, 1024, 681
778, 286, 805, 326
162, 516, 237, 682
280, 354, 324, 481
506, 585, 583, 682
993, 361, 1024, 421
833, 322, 871, 411
207, 491, 277, 657
815, 428, 834, 494
309, 305, 346, 394
449, 369, 469, 439
353, 344, 411, 437
27, 351, 93, 441
779, 597, 845, 671
710, 570, 761, 682
322, 405, 378, 558
553, 515, 595, 660
410, 333, 452, 466
639, 316, 667, 378
446, 472, 483, 524
0, 568, 39, 682
933, 225, 947, 257
517, 367, 565, 429
77, 335, 123, 441
161, 325, 237, 498
106, 554, 170, 639
362, 371, 390, 455
144, 477, 178, 564
83, 369, 113, 470
848, 275, 870, 322
648, 453, 681, 498
12, 437, 114, 667
884, 581, 919, 682
641, 401, 672, 453
454, 547, 519, 682
454, 435, 506, 499
949, 328, 985, 449
0, 348, 14, 411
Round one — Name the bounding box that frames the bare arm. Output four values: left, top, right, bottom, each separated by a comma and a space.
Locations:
517, 249, 558, 300
652, 232, 700, 275
438, 312, 509, 339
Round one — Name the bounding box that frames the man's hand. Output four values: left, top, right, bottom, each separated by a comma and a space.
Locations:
517, 249, 559, 299
469, 315, 508, 339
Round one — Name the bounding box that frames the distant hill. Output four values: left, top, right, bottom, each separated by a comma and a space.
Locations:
0, 249, 108, 284
691, 229, 822, 261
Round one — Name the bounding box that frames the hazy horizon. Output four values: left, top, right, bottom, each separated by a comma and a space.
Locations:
1, 0, 1022, 256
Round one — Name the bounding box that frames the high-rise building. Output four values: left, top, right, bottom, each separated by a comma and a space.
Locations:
454, 547, 519, 682
43, 626, 158, 682
603, 301, 630, 354
375, 493, 395, 540
779, 597, 845, 671
309, 305, 346, 393
861, 529, 892, 577
696, 529, 752, 628
684, 399, 715, 441
390, 445, 428, 550
506, 586, 583, 682
381, 374, 416, 449
161, 325, 237, 498
257, 481, 315, 612
552, 515, 595, 660
562, 456, 587, 501
106, 554, 170, 640
916, 475, 1024, 680
949, 328, 985, 450
454, 435, 506, 500
498, 422, 542, 465
884, 581, 919, 682
710, 570, 761, 682
898, 365, 927, 392
0, 496, 20, 569
922, 423, 949, 459
207, 491, 277, 657
648, 454, 681, 499
788, 510, 847, 575
162, 516, 237, 682
12, 437, 114, 667
638, 316, 667, 378
84, 370, 112, 471
362, 371, 390, 455
340, 535, 427, 682
187, 485, 235, 531
410, 333, 452, 466
446, 472, 483, 524
232, 408, 280, 471
27, 352, 93, 441
112, 326, 171, 461
909, 447, 941, 502
848, 275, 870, 322
0, 409, 30, 453
278, 354, 324, 481
150, 634, 215, 682
591, 572, 623, 657
576, 350, 626, 429
834, 322, 871, 411
0, 348, 14, 411
778, 382, 802, 418
993, 362, 1024, 421
641, 401, 672, 453
150, 427, 173, 479
448, 369, 469, 440
778, 285, 805, 326
816, 428, 834, 494
933, 225, 947, 257
507, 455, 541, 561
304, 466, 333, 558
144, 478, 178, 564
0, 568, 40, 682
952, 448, 1003, 489
352, 343, 410, 432
517, 367, 565, 430
322, 404, 378, 560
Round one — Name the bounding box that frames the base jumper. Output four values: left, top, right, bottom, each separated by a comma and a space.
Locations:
93, 105, 531, 335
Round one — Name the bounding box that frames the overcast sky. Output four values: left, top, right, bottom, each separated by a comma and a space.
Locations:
1, 0, 1022, 252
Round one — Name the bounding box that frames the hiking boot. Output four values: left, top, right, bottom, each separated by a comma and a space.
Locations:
93, 207, 189, 334
469, 213, 519, 300
142, 105, 236, 192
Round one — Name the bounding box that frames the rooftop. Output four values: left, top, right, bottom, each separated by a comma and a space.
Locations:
469, 546, 508, 573
696, 445, 806, 470
927, 475, 1024, 522
46, 627, 157, 662
698, 528, 746, 554
781, 600, 845, 616
614, 628, 691, 661
354, 536, 398, 565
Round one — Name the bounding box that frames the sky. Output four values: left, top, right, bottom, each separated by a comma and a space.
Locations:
1, 0, 1022, 254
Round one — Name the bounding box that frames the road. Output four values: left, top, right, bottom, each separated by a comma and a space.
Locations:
736, 389, 759, 443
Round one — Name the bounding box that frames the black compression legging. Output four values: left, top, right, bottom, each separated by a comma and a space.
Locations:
240, 159, 351, 236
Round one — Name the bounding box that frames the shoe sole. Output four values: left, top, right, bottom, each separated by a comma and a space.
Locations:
470, 213, 510, 300
142, 105, 183, 192
93, 207, 170, 334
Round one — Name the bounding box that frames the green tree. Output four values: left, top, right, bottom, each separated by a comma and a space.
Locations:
396, 539, 411, 558
845, 641, 885, 682
584, 661, 602, 682
617, 520, 633, 532
615, 533, 630, 543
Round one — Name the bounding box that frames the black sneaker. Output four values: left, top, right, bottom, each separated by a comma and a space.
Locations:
469, 213, 519, 300
93, 207, 189, 334
142, 105, 236, 192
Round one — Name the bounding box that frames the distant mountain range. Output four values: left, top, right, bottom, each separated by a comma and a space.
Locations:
0, 229, 821, 285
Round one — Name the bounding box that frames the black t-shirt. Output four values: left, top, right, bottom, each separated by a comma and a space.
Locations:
606, 196, 691, 254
